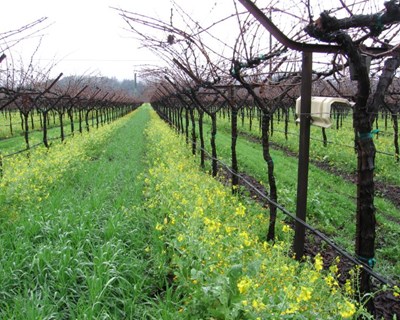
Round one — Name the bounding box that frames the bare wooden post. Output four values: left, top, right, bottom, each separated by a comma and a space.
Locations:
294, 51, 312, 260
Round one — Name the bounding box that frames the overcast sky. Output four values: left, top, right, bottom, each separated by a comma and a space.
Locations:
0, 0, 228, 81
2, 0, 374, 82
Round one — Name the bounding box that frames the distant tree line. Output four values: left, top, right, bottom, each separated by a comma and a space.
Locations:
57, 76, 147, 98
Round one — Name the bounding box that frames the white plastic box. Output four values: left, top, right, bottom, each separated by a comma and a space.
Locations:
295, 96, 350, 128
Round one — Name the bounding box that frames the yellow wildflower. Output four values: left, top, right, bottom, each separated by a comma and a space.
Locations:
314, 253, 323, 272
296, 286, 313, 303
155, 223, 163, 231
281, 303, 299, 315
337, 300, 356, 318
394, 285, 399, 298
252, 299, 266, 312
239, 231, 252, 247
344, 279, 354, 296
237, 277, 252, 294
325, 274, 338, 288
235, 203, 246, 217
310, 271, 319, 283
224, 226, 235, 234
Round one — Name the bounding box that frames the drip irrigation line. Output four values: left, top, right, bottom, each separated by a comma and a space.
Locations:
294, 111, 395, 117
239, 127, 398, 158
233, 112, 396, 131
2, 133, 74, 158
221, 111, 399, 131
215, 107, 398, 118
0, 117, 96, 141
232, 117, 396, 137
0, 108, 135, 158
0, 126, 71, 143
0, 114, 111, 149
276, 116, 395, 128
209, 114, 399, 157
201, 144, 395, 286
158, 111, 398, 287
3, 142, 43, 157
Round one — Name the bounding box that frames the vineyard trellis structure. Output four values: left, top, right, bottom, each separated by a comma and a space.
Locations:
150, 75, 400, 320
153, 86, 400, 307
156, 101, 396, 287
1, 0, 400, 316
151, 81, 396, 275
119, 0, 400, 313
0, 62, 141, 160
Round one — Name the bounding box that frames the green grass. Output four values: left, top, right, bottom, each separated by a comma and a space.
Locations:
0, 124, 71, 155
0, 110, 98, 155
0, 106, 168, 318
215, 111, 400, 186
0, 105, 395, 318
197, 114, 400, 282
141, 111, 370, 319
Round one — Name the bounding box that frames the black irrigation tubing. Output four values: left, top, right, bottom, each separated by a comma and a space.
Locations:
240, 123, 396, 141
159, 113, 397, 287
0, 127, 70, 143
215, 116, 398, 157
234, 111, 398, 128
0, 115, 99, 135
251, 127, 398, 158
0, 114, 110, 155
240, 115, 396, 132
293, 112, 370, 116
295, 111, 399, 117
2, 142, 43, 157
200, 141, 397, 287
2, 133, 74, 158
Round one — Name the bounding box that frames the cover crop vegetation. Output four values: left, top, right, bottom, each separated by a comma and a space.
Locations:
199, 112, 400, 281
0, 105, 379, 318
216, 111, 400, 186
0, 107, 159, 318
143, 110, 371, 319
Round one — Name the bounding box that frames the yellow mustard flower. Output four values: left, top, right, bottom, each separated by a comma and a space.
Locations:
337, 300, 356, 318
155, 223, 163, 231
296, 286, 313, 303
237, 277, 252, 294
314, 253, 323, 272
393, 285, 399, 298
252, 299, 266, 312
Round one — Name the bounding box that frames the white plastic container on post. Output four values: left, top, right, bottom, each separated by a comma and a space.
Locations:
295, 96, 351, 128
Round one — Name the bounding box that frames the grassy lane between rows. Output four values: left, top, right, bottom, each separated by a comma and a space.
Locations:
197, 117, 400, 282
214, 113, 400, 186
1, 104, 397, 319
0, 114, 97, 155
0, 124, 69, 155
0, 106, 166, 318
0, 111, 66, 140
142, 110, 377, 319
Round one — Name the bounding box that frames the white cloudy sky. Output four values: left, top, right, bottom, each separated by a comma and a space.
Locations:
1, 1, 381, 82
0, 0, 232, 81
